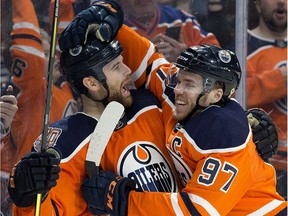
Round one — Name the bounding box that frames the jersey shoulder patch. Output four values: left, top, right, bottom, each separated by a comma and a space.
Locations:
33, 113, 96, 159
183, 100, 250, 150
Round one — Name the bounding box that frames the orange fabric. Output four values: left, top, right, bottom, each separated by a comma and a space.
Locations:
0, 0, 78, 174
246, 44, 287, 142
49, 0, 75, 34
246, 30, 287, 174
12, 21, 181, 216
127, 111, 286, 215
12, 98, 181, 215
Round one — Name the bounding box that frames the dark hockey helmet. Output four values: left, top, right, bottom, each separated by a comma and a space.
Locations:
60, 35, 123, 94
175, 44, 242, 97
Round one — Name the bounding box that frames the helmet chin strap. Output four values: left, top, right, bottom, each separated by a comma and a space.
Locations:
179, 91, 207, 125
179, 77, 215, 125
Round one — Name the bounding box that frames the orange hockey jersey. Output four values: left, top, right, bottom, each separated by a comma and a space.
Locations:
1, 0, 79, 175
13, 89, 181, 215
12, 21, 180, 215
116, 26, 286, 215
127, 99, 287, 215
1, 0, 79, 214
246, 30, 287, 171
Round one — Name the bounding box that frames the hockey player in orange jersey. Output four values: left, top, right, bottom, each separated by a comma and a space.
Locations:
81, 45, 287, 215
7, 1, 182, 215
246, 0, 287, 200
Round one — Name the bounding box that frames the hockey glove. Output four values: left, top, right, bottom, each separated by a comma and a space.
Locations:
81, 171, 136, 216
59, 0, 124, 50
246, 108, 278, 160
8, 148, 61, 207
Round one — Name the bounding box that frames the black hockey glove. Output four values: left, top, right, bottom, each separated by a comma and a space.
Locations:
246, 108, 278, 160
59, 0, 124, 50
8, 148, 61, 207
81, 171, 136, 216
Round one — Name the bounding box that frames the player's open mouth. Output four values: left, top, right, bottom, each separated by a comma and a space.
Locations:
121, 81, 131, 97
175, 99, 186, 106
175, 99, 187, 112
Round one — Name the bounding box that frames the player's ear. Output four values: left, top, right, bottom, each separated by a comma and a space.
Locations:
83, 76, 101, 91
210, 88, 223, 104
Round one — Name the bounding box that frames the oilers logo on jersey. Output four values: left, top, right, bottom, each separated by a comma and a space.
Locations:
117, 141, 178, 192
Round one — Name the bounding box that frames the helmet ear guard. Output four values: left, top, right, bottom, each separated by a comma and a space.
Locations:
203, 77, 216, 93
175, 44, 242, 98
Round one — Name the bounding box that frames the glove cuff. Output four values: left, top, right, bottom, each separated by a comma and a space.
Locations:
8, 186, 36, 207
92, 0, 124, 26
105, 177, 136, 215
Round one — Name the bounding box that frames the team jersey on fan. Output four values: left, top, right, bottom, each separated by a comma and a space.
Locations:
1, 0, 79, 214
49, 0, 76, 50
246, 30, 287, 171
123, 4, 219, 48
13, 89, 181, 216
0, 0, 79, 175
127, 99, 287, 215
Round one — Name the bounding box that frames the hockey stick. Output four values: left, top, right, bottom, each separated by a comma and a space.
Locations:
40, 0, 60, 153
86, 101, 124, 177
35, 0, 60, 215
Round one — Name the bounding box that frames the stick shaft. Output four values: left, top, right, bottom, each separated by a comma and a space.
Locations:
35, 194, 42, 216
35, 1, 60, 215
40, 0, 60, 152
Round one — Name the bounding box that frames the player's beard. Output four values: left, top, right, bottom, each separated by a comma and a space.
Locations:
107, 87, 133, 109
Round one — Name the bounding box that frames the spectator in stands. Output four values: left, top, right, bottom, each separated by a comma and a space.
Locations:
119, 0, 219, 62
247, 0, 287, 200
157, 0, 176, 6
0, 85, 17, 142
192, 0, 235, 50
0, 85, 18, 214
0, 0, 80, 214
158, 0, 191, 12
